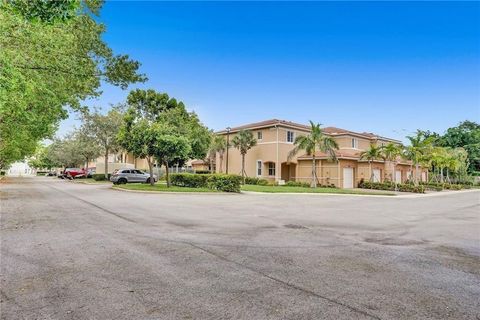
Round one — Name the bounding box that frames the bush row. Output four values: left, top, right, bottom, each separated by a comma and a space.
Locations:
359, 181, 425, 193
244, 177, 269, 185
92, 174, 111, 181
170, 173, 242, 192
419, 181, 469, 191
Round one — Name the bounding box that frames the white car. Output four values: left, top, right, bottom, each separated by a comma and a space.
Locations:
110, 169, 157, 184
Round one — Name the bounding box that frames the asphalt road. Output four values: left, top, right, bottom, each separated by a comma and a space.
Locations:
1, 177, 479, 320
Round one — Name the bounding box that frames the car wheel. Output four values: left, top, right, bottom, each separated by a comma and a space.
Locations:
146, 177, 151, 184
118, 178, 127, 184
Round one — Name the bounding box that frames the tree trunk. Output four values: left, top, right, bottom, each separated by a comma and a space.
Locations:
148, 158, 154, 186
311, 156, 317, 188
104, 151, 109, 179
369, 160, 373, 182
165, 161, 170, 187
415, 163, 419, 185
219, 154, 223, 174
393, 162, 397, 191
241, 154, 245, 184
440, 167, 444, 183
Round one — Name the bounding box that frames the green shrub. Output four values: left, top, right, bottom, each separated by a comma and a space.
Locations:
245, 177, 269, 185
207, 174, 242, 192
359, 180, 425, 193
0, 171, 5, 176
92, 174, 111, 181
170, 173, 242, 192
170, 173, 209, 188
284, 181, 310, 188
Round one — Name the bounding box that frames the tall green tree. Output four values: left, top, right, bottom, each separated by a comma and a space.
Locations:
210, 135, 227, 173
405, 130, 434, 184
81, 107, 123, 178
381, 143, 402, 186
0, 0, 146, 168
288, 121, 338, 188
118, 89, 211, 186
360, 144, 382, 182
231, 130, 257, 184
438, 121, 480, 174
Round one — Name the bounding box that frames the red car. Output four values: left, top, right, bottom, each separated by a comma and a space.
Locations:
63, 168, 86, 179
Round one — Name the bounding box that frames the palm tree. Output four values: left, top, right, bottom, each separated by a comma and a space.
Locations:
360, 144, 382, 182
405, 131, 434, 184
288, 121, 339, 188
210, 135, 227, 173
231, 130, 257, 184
381, 143, 402, 188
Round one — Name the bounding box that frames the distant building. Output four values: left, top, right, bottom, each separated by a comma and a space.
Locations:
214, 119, 428, 188
7, 161, 34, 176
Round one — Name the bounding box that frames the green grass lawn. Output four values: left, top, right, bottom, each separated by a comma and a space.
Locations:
113, 183, 219, 193
241, 184, 396, 196
75, 178, 111, 184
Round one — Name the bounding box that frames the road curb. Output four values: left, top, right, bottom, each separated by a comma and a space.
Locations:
111, 186, 239, 195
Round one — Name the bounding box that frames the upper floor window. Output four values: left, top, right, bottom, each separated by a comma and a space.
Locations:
287, 131, 295, 143
351, 138, 358, 149
268, 162, 276, 176
257, 131, 263, 140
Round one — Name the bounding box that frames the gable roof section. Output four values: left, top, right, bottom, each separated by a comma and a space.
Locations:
216, 119, 311, 134
216, 119, 401, 143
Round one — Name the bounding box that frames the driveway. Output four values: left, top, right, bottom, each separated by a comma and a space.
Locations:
1, 177, 479, 319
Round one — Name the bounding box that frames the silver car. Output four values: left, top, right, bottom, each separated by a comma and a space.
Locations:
110, 169, 157, 184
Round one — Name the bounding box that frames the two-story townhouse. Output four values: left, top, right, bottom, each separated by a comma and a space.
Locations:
216, 119, 428, 188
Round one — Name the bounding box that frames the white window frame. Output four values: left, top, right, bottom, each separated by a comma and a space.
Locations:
268, 162, 276, 176
286, 130, 295, 143
257, 131, 263, 141
256, 160, 262, 177
351, 138, 358, 149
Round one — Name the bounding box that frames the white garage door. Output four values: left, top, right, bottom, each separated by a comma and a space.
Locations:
395, 170, 402, 183
372, 169, 381, 182
343, 168, 354, 189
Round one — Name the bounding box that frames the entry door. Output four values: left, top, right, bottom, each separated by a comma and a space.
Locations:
372, 169, 381, 182
395, 170, 402, 183
343, 168, 354, 188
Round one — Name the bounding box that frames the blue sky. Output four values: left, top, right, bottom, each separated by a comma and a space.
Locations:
60, 1, 480, 142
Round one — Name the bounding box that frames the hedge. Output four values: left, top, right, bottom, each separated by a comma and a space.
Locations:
245, 177, 269, 185
419, 181, 467, 191
170, 173, 242, 192
359, 181, 425, 193
92, 174, 111, 181
207, 174, 242, 192
170, 173, 209, 188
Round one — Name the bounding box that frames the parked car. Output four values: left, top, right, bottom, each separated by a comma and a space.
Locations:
45, 171, 57, 176
86, 167, 96, 178
110, 169, 157, 184
63, 168, 86, 179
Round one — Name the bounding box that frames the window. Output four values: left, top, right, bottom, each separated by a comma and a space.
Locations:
268, 162, 276, 176
257, 131, 263, 140
256, 160, 262, 176
351, 138, 358, 148
287, 131, 294, 143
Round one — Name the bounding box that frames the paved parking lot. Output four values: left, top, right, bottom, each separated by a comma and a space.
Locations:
1, 177, 479, 319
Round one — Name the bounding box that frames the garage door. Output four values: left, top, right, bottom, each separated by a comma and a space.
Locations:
395, 170, 402, 183
372, 169, 381, 182
343, 168, 354, 188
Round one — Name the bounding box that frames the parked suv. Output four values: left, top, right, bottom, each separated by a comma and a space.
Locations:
110, 169, 157, 184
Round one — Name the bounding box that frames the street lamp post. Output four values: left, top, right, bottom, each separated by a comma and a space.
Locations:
226, 127, 231, 174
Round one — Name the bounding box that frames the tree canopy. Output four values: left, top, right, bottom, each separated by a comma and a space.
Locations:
0, 0, 146, 168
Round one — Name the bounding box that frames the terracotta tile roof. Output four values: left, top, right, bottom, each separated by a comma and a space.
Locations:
217, 119, 401, 143
216, 119, 311, 134
297, 149, 363, 160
